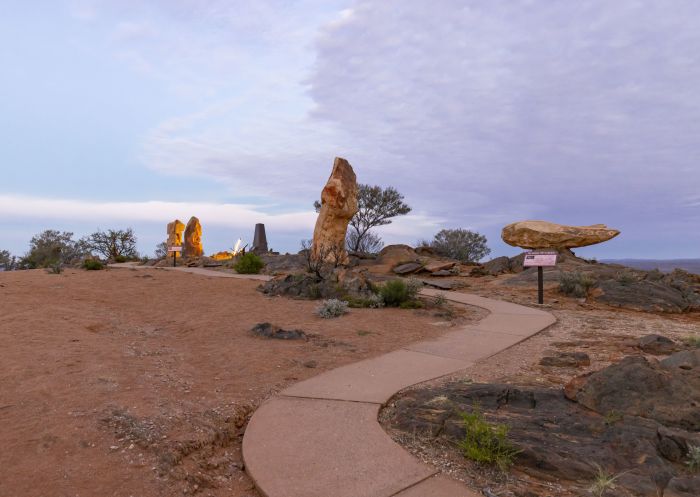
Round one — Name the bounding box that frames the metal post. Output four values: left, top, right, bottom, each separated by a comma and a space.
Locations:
537, 266, 544, 304
173, 250, 176, 267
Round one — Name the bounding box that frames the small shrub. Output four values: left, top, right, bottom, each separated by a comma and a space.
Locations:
559, 272, 597, 298
405, 277, 423, 298
234, 253, 265, 274
46, 262, 63, 274
379, 279, 410, 306
604, 410, 623, 426
113, 255, 129, 263
82, 259, 104, 270
458, 405, 520, 471
686, 444, 700, 472
588, 464, 624, 497
316, 299, 348, 318
433, 293, 448, 307
682, 335, 700, 348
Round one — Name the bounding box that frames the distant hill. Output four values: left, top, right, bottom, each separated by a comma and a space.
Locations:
602, 259, 700, 275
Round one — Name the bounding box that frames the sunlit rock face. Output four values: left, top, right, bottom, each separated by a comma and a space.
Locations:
166, 219, 185, 258
311, 157, 358, 265
502, 220, 620, 249
183, 216, 203, 258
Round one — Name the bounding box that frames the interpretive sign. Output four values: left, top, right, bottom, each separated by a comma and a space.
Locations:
523, 251, 557, 267
169, 246, 182, 253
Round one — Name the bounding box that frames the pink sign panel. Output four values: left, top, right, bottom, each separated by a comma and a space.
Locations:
523, 251, 557, 267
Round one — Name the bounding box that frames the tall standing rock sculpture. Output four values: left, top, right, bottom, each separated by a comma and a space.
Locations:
502, 220, 620, 249
166, 219, 185, 258
311, 157, 358, 264
252, 223, 268, 254
183, 216, 203, 258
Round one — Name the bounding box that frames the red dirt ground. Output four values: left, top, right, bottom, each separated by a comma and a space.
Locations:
0, 267, 476, 497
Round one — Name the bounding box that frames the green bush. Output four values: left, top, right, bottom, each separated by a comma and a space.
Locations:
82, 259, 104, 270
113, 255, 129, 263
686, 444, 700, 472
458, 406, 520, 471
233, 253, 265, 274
559, 271, 597, 298
682, 335, 700, 348
399, 300, 424, 309
379, 279, 411, 306
346, 294, 385, 308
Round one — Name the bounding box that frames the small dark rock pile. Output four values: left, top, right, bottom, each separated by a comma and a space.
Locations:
251, 322, 306, 340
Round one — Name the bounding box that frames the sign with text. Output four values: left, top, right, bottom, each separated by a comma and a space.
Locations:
523, 251, 557, 267
169, 246, 182, 252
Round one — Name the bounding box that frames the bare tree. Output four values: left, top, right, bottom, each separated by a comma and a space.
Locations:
314, 184, 410, 253
300, 239, 344, 280
87, 228, 138, 260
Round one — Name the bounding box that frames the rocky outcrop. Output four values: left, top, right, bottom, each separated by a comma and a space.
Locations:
311, 157, 358, 265
386, 351, 700, 497
502, 220, 620, 249
376, 245, 418, 266
183, 216, 203, 258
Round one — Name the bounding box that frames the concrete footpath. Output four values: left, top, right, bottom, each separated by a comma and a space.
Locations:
242, 288, 556, 497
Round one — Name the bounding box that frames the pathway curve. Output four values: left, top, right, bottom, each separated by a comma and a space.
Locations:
242, 288, 555, 497
108, 262, 273, 281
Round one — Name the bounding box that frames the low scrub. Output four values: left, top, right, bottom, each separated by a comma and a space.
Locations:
458, 406, 520, 471
234, 253, 265, 274
82, 259, 104, 270
559, 271, 597, 298
379, 278, 422, 307
316, 299, 349, 319
346, 294, 385, 308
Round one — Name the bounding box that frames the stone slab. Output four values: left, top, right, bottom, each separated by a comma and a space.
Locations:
282, 349, 469, 404
393, 474, 481, 497
242, 397, 435, 497
405, 328, 527, 362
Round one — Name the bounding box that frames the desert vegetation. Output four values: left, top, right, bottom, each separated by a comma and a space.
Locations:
418, 228, 491, 262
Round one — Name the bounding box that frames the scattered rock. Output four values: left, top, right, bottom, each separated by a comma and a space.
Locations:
539, 351, 590, 368
565, 355, 700, 431
418, 279, 458, 290
502, 220, 620, 249
482, 256, 511, 275
377, 245, 418, 266
637, 334, 677, 355
415, 246, 436, 256
251, 323, 306, 340
302, 360, 318, 368
598, 279, 695, 313
661, 349, 700, 370
423, 261, 456, 273
311, 157, 358, 265
393, 262, 424, 275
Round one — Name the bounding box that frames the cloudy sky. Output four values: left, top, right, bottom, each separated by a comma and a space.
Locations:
2, 0, 699, 259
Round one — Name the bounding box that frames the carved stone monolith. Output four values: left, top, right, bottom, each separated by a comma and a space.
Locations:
166, 219, 185, 258
252, 223, 268, 254
311, 157, 358, 264
183, 216, 203, 258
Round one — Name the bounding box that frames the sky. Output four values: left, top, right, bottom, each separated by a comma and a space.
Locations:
1, 0, 699, 260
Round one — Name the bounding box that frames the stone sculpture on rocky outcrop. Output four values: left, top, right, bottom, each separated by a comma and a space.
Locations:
502, 220, 620, 249
311, 157, 358, 265
183, 216, 203, 258
166, 219, 185, 257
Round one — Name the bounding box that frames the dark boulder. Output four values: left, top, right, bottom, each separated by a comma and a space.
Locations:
637, 334, 677, 355
251, 322, 306, 340
539, 351, 590, 368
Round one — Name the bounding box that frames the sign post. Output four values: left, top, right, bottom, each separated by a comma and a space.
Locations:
169, 246, 182, 267
523, 251, 557, 304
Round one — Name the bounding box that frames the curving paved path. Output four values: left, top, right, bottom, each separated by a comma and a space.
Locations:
112, 263, 555, 496
243, 288, 556, 497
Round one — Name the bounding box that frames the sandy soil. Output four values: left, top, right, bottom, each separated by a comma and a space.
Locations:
0, 267, 478, 497
381, 276, 700, 497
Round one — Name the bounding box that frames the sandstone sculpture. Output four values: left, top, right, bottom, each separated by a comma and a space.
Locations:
252, 223, 268, 254
502, 220, 620, 249
311, 157, 358, 264
183, 216, 203, 258
166, 219, 185, 257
